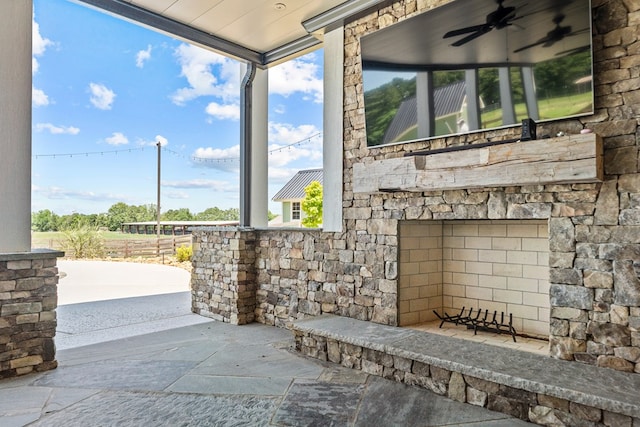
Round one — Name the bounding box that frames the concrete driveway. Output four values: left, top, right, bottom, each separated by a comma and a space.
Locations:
56, 260, 212, 350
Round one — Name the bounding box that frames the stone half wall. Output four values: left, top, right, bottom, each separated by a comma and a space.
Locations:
0, 250, 63, 378
191, 227, 399, 328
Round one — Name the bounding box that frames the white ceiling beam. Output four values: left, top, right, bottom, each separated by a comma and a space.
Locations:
263, 35, 322, 67
302, 0, 388, 34
73, 0, 264, 64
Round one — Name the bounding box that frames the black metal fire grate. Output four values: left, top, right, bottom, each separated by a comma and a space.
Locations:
433, 307, 517, 342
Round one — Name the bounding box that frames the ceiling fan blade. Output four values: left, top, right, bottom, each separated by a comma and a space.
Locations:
513, 38, 548, 53
569, 27, 591, 37
555, 45, 590, 56
451, 27, 492, 46
443, 24, 488, 38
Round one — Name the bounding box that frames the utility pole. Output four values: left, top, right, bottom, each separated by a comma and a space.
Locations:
156, 141, 161, 240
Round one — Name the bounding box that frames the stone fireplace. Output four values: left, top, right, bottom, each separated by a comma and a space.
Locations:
191, 0, 640, 378
399, 220, 550, 338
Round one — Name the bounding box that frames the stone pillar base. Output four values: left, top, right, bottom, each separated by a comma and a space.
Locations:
0, 250, 64, 378
191, 228, 257, 325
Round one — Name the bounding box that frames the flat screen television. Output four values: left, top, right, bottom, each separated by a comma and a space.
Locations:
361, 0, 594, 147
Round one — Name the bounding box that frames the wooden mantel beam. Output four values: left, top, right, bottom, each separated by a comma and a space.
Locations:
353, 133, 603, 194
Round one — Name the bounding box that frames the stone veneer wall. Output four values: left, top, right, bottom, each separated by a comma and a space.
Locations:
342, 0, 640, 371
192, 227, 399, 328
0, 250, 62, 378
191, 228, 257, 325
191, 0, 640, 373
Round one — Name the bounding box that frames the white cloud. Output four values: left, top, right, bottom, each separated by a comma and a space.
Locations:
32, 18, 53, 105
205, 102, 240, 121
105, 132, 128, 146
136, 45, 152, 68
33, 185, 126, 202
171, 43, 241, 105
32, 87, 50, 107
193, 145, 239, 161
156, 135, 169, 147
36, 123, 80, 135
267, 122, 322, 168
268, 167, 300, 181
269, 55, 323, 103
32, 19, 52, 75
269, 122, 321, 144
138, 134, 169, 147
162, 179, 236, 192
89, 83, 116, 110
191, 145, 240, 172
32, 21, 53, 56
166, 191, 190, 200
191, 123, 321, 172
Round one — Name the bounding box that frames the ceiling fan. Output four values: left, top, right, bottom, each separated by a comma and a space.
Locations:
443, 0, 520, 47
513, 14, 589, 53
555, 45, 591, 57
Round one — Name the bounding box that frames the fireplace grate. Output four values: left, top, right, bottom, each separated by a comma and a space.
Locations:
433, 307, 517, 342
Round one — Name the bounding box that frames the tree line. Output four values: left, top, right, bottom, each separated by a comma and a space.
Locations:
34, 181, 323, 232
31, 202, 244, 232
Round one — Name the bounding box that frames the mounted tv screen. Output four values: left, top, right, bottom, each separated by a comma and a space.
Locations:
361, 0, 594, 147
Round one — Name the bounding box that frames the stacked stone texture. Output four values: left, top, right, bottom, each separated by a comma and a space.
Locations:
191, 228, 257, 325
0, 255, 58, 378
191, 0, 640, 374
253, 229, 398, 328
295, 328, 640, 426
340, 0, 640, 372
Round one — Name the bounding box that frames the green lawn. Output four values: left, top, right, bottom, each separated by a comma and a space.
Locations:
386, 92, 592, 144
32, 231, 157, 248
481, 92, 593, 129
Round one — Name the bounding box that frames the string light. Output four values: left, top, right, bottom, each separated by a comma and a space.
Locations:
33, 146, 146, 159
33, 132, 323, 164
165, 132, 323, 165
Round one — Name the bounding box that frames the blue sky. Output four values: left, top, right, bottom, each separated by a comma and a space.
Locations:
31, 0, 323, 216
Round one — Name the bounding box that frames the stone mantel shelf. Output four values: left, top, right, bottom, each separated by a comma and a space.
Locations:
353, 133, 603, 194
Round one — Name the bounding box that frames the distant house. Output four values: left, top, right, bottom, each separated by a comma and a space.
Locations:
382, 80, 468, 144
271, 168, 323, 227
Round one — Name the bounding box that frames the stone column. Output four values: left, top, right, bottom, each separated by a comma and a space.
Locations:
191, 228, 256, 325
521, 66, 539, 121
416, 71, 434, 137
0, 250, 63, 378
323, 26, 344, 232
464, 70, 480, 131
499, 67, 516, 125
0, 1, 32, 252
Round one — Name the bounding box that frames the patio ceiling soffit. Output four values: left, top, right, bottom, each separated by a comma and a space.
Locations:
73, 0, 387, 67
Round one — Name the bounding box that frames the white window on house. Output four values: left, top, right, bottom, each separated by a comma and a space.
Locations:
292, 202, 301, 220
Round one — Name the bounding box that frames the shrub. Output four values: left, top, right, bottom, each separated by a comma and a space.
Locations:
60, 226, 105, 259
301, 181, 323, 228
176, 245, 193, 262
